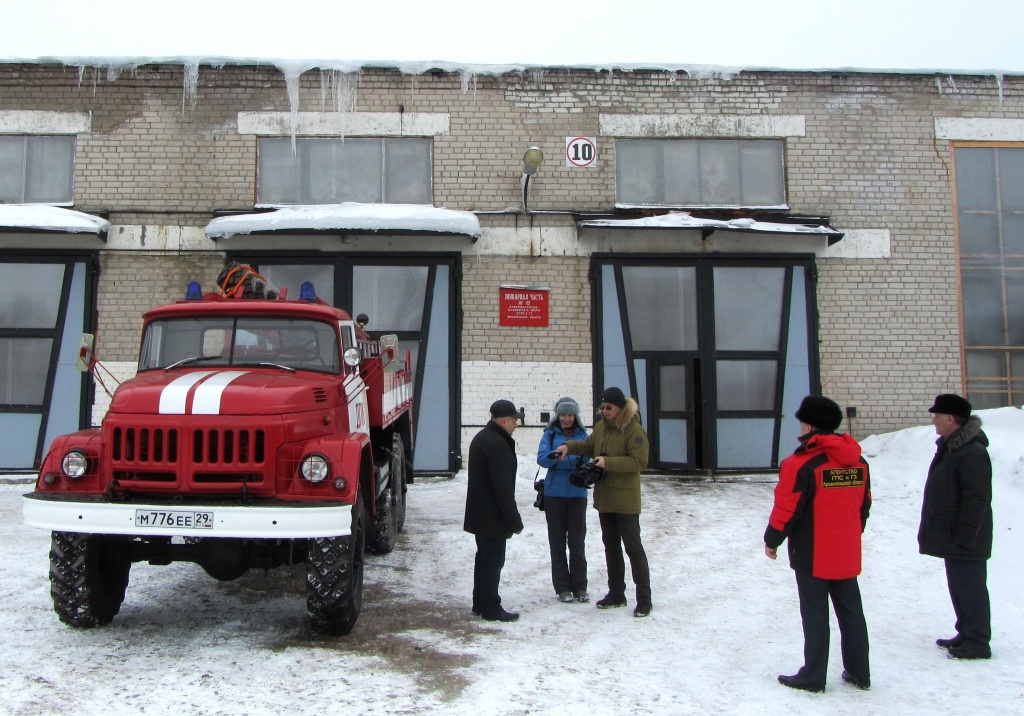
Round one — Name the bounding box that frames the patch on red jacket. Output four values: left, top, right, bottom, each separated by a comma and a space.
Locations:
821, 466, 866, 488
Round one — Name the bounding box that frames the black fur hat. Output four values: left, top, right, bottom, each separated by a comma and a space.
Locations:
795, 395, 843, 432
928, 393, 972, 421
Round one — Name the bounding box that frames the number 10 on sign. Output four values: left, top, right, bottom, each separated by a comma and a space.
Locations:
566, 137, 598, 168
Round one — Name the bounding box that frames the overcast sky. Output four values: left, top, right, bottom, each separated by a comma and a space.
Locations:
1, 0, 1022, 74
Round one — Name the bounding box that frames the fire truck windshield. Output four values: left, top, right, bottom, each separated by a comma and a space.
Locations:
139, 317, 341, 373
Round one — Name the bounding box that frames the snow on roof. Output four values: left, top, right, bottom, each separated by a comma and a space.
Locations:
204, 203, 482, 240
579, 211, 843, 239
0, 204, 110, 234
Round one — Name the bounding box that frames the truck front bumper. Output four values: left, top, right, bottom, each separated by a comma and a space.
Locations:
23, 494, 353, 539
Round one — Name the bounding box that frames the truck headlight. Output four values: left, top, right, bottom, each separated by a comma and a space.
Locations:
343, 347, 362, 367
62, 450, 89, 478
300, 454, 330, 483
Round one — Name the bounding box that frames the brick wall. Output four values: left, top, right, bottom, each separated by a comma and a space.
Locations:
2, 62, 1021, 439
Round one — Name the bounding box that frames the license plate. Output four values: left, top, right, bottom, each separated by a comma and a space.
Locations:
135, 509, 214, 529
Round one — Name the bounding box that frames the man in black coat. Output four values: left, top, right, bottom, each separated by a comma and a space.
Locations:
464, 399, 525, 622
918, 393, 993, 660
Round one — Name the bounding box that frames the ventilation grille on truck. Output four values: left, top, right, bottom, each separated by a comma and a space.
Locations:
112, 427, 179, 463
192, 428, 265, 465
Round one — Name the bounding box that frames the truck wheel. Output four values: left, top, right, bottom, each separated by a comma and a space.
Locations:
368, 434, 405, 554
392, 434, 407, 532
48, 532, 132, 628
368, 485, 399, 554
307, 490, 365, 635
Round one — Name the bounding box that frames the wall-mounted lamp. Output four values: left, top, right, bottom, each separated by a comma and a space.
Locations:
521, 146, 544, 212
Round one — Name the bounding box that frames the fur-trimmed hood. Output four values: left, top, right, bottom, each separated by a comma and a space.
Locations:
604, 397, 640, 432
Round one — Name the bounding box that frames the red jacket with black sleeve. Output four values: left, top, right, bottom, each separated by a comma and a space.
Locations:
764, 431, 872, 579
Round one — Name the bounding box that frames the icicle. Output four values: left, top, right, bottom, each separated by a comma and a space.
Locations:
319, 70, 329, 111
181, 62, 200, 113
947, 76, 957, 91
76, 64, 87, 87
531, 68, 545, 86
283, 68, 302, 154
460, 70, 477, 96
995, 74, 1004, 104
935, 77, 943, 95
105, 65, 121, 82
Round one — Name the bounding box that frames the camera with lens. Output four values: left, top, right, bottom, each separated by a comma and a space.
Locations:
533, 476, 545, 511
569, 458, 605, 489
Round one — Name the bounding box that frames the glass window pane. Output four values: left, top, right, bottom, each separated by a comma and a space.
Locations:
662, 141, 699, 204
716, 360, 777, 411
258, 265, 334, 304
699, 141, 740, 205
351, 265, 428, 332
1003, 213, 1024, 255
958, 212, 1000, 254
0, 338, 52, 404
739, 140, 785, 206
616, 140, 661, 205
385, 139, 432, 203
0, 264, 65, 328
25, 136, 74, 203
965, 350, 1005, 380
0, 137, 27, 202
714, 267, 784, 350
998, 148, 1024, 211
659, 364, 687, 411
1007, 273, 1024, 346
956, 148, 997, 211
622, 266, 698, 351
961, 269, 1005, 345
257, 139, 301, 204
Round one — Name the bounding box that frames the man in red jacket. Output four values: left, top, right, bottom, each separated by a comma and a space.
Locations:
764, 395, 872, 693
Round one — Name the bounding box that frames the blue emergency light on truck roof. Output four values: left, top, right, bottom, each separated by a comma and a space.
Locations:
185, 281, 203, 300
300, 281, 317, 302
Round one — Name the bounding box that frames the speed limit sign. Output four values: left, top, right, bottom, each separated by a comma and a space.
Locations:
565, 137, 597, 168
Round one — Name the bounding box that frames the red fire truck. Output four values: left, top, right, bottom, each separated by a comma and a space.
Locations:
23, 277, 414, 635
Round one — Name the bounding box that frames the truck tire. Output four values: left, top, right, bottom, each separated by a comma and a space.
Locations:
49, 532, 132, 628
307, 490, 365, 635
392, 434, 407, 532
368, 433, 406, 554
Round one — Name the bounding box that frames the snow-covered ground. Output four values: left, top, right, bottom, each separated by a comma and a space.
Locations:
1, 408, 1022, 715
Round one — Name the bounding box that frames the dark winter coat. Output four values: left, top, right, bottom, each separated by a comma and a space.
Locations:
537, 421, 589, 499
764, 430, 872, 580
917, 417, 993, 561
564, 398, 649, 514
464, 420, 524, 539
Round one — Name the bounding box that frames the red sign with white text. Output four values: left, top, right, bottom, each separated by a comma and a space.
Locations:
499, 287, 549, 327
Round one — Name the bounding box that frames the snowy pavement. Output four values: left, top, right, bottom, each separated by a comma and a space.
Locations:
1, 408, 1022, 715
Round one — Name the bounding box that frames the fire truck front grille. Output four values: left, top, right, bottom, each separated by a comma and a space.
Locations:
112, 427, 179, 463
191, 429, 265, 465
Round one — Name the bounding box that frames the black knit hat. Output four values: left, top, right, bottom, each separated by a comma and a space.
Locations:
795, 395, 844, 432
928, 393, 972, 421
599, 387, 627, 409
490, 399, 518, 419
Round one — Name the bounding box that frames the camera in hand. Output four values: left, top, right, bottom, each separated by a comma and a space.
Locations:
569, 458, 605, 489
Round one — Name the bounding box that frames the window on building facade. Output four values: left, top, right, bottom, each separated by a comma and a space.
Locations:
615, 139, 785, 208
256, 137, 432, 205
954, 145, 1024, 409
0, 136, 75, 204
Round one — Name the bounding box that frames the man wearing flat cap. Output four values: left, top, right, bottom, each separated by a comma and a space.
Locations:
464, 399, 525, 622
765, 395, 872, 693
919, 393, 993, 660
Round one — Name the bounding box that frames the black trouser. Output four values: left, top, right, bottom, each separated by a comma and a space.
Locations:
473, 535, 507, 617
944, 558, 991, 648
544, 496, 588, 594
598, 512, 651, 607
794, 571, 870, 688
